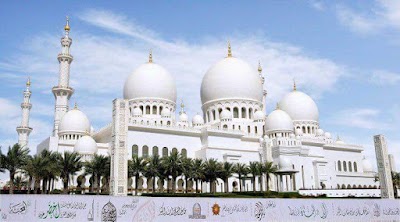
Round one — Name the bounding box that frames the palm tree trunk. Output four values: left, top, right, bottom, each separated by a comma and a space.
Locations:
239, 175, 242, 192
96, 175, 101, 195
224, 178, 228, 193
63, 177, 69, 194
172, 177, 176, 194
9, 173, 15, 194
27, 176, 32, 194
135, 174, 139, 196
195, 180, 198, 193
253, 177, 256, 192
153, 176, 156, 194
185, 178, 188, 193
260, 174, 264, 192
266, 174, 270, 192
42, 178, 47, 194
200, 181, 203, 193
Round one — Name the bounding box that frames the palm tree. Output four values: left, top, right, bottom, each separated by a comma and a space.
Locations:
263, 161, 278, 192
161, 151, 182, 194
143, 155, 161, 193
13, 176, 27, 190
257, 162, 265, 192
203, 158, 222, 193
249, 161, 260, 192
58, 151, 82, 194
181, 157, 194, 193
22, 155, 36, 194
233, 163, 248, 192
392, 172, 399, 198
39, 150, 60, 194
100, 156, 111, 193
192, 159, 204, 193
1, 144, 29, 194
128, 155, 147, 195
219, 161, 234, 193
84, 154, 108, 194
26, 154, 47, 194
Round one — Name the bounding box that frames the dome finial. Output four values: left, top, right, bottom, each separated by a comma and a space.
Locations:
276, 103, 280, 110
26, 77, 31, 88
258, 61, 262, 74
74, 102, 78, 110
64, 16, 70, 33
148, 49, 153, 63
293, 78, 297, 91
180, 99, 185, 114
227, 40, 232, 57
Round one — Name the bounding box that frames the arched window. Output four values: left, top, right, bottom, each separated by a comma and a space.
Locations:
162, 147, 168, 157
241, 107, 246, 118
353, 162, 357, 172
233, 107, 239, 118
153, 146, 159, 156
348, 161, 352, 172
160, 106, 163, 115
248, 126, 251, 133
223, 124, 228, 129
338, 161, 342, 171
167, 121, 171, 126
152, 105, 157, 115
307, 126, 311, 134
140, 105, 144, 114
142, 145, 149, 158
132, 145, 139, 157
302, 126, 306, 134
146, 106, 150, 114
343, 161, 347, 172
249, 108, 253, 119
172, 148, 178, 154
255, 127, 258, 134
181, 148, 187, 158
213, 110, 217, 120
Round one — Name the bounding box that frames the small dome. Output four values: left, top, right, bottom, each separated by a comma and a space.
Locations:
295, 128, 303, 136
192, 114, 204, 125
316, 129, 324, 136
179, 113, 188, 122
220, 109, 232, 120
362, 158, 373, 172
123, 62, 177, 102
74, 135, 98, 154
59, 108, 90, 133
279, 90, 319, 122
133, 107, 142, 116
254, 110, 265, 121
201, 56, 263, 105
161, 108, 171, 117
279, 156, 293, 170
265, 109, 293, 132
324, 132, 332, 139
336, 136, 345, 144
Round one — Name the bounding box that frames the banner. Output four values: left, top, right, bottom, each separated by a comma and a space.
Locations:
0, 195, 399, 221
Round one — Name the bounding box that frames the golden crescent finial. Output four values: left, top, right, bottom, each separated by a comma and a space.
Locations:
258, 61, 262, 73
276, 103, 280, 110
227, 40, 232, 57
26, 77, 31, 87
74, 102, 78, 109
64, 16, 70, 31
149, 49, 153, 63
293, 78, 297, 91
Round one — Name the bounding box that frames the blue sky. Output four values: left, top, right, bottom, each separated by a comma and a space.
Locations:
0, 0, 399, 174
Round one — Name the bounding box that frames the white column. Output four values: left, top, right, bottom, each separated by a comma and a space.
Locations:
110, 99, 129, 196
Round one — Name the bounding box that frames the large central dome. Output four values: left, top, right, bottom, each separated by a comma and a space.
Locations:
123, 60, 177, 103
200, 55, 263, 105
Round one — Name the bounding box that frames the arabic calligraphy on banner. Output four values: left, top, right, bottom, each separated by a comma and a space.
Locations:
0, 195, 398, 221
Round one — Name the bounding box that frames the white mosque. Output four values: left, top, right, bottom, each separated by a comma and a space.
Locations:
18, 18, 381, 195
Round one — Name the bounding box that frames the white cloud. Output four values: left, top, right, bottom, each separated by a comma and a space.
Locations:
369, 70, 400, 85
309, 0, 326, 11
336, 0, 400, 34
331, 108, 393, 130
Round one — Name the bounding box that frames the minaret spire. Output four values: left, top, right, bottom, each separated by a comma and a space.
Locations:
148, 49, 153, 63
52, 17, 75, 136
180, 99, 185, 114
16, 77, 33, 148
259, 60, 267, 113
293, 79, 297, 91
227, 40, 232, 57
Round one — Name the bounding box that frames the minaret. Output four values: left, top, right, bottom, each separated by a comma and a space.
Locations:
52, 16, 74, 136
258, 61, 267, 113
16, 77, 33, 148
